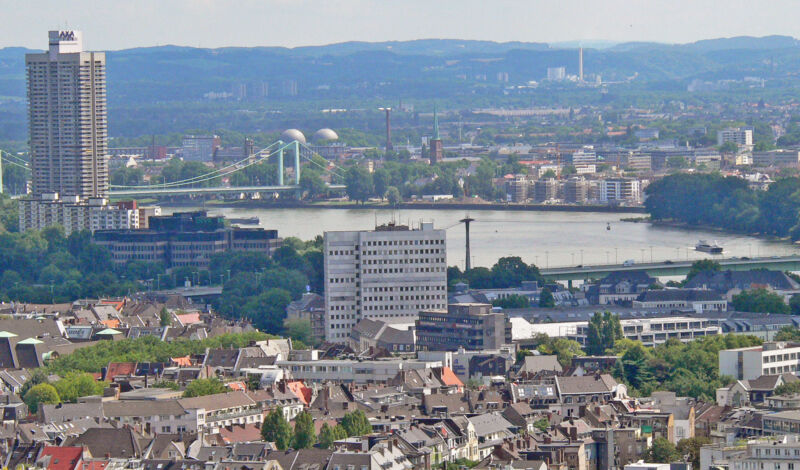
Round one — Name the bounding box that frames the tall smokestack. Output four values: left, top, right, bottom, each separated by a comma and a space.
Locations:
460, 215, 475, 270
579, 48, 584, 82
381, 108, 393, 152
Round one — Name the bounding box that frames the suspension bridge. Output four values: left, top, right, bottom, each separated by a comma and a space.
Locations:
0, 139, 346, 197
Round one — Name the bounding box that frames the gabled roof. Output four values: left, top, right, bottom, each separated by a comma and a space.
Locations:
438, 366, 464, 388
38, 446, 83, 470
746, 373, 799, 391
520, 355, 563, 374
687, 269, 800, 291
468, 412, 516, 438
204, 348, 239, 368
637, 288, 723, 302
65, 427, 143, 458
105, 362, 137, 380
556, 374, 618, 395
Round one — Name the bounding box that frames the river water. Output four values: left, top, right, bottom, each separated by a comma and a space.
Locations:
164, 206, 796, 270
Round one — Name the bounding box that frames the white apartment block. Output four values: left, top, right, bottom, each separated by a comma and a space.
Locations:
19, 193, 139, 235
276, 357, 442, 384
720, 342, 800, 381
324, 222, 447, 341
571, 148, 597, 166
599, 179, 641, 203
717, 128, 753, 147
730, 436, 800, 470
570, 316, 720, 348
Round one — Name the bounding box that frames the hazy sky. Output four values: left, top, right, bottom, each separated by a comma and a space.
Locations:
2, 0, 799, 50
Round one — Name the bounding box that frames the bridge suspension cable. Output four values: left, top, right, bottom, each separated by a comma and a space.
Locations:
110, 140, 345, 190
109, 140, 287, 189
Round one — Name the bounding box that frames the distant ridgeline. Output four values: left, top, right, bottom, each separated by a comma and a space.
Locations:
645, 173, 800, 240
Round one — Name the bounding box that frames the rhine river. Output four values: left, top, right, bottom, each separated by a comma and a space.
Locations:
164, 206, 796, 270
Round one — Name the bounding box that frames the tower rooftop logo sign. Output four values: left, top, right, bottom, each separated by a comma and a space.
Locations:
58, 31, 76, 41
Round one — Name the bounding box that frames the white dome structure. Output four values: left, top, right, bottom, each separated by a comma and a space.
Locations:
280, 129, 306, 144
312, 128, 339, 143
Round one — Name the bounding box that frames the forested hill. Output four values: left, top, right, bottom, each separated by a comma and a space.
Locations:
2, 36, 800, 104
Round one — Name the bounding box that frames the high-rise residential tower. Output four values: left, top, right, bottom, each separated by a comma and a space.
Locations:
20, 32, 145, 234
26, 30, 108, 198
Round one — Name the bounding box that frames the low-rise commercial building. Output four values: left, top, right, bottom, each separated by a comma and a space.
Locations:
752, 150, 800, 168
632, 289, 727, 312
415, 303, 512, 352
720, 342, 800, 381
276, 356, 441, 384
93, 211, 281, 268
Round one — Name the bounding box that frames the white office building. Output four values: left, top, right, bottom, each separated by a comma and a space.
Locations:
181, 135, 220, 162
599, 178, 641, 203
729, 436, 800, 470
571, 148, 597, 166
717, 128, 753, 147
719, 342, 800, 381
324, 222, 447, 341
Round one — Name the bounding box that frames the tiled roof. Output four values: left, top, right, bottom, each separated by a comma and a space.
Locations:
38, 446, 83, 470
556, 374, 618, 395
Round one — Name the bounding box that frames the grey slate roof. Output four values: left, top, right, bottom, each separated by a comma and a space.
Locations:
636, 288, 723, 302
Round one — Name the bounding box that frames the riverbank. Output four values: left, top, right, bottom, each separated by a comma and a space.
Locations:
157, 199, 647, 214
648, 219, 794, 243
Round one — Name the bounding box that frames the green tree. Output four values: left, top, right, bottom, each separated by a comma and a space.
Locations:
182, 378, 227, 397
318, 423, 337, 449
492, 294, 530, 309
491, 257, 542, 288
685, 259, 721, 282
24, 383, 60, 413
345, 166, 374, 203
677, 437, 710, 469
299, 169, 327, 199
292, 410, 316, 449
790, 294, 800, 315
645, 437, 680, 463
159, 307, 172, 327
718, 141, 739, 154
385, 186, 402, 206
586, 311, 623, 356
152, 380, 180, 390
538, 288, 555, 307
774, 381, 800, 396
533, 418, 549, 432
262, 407, 293, 450
283, 319, 313, 346
341, 409, 372, 437
732, 288, 789, 314
538, 337, 584, 368
776, 326, 800, 341
53, 372, 106, 403
619, 342, 655, 391
242, 288, 293, 334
